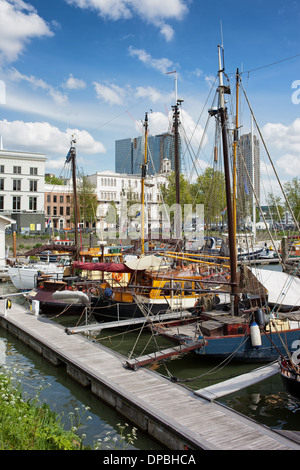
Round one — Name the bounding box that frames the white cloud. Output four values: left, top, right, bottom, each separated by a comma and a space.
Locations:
9, 67, 68, 105
128, 46, 174, 74
0, 119, 106, 170
93, 81, 125, 105
135, 86, 171, 104
65, 0, 188, 41
0, 0, 53, 63
62, 74, 86, 90
262, 118, 300, 176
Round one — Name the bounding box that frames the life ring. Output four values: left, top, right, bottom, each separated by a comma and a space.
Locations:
112, 272, 123, 282
160, 243, 165, 248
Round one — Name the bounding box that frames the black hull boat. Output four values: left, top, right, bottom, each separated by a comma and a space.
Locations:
278, 356, 300, 399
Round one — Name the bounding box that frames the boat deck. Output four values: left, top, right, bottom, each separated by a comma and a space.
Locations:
0, 301, 299, 450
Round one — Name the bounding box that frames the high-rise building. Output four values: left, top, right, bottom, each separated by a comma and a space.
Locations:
115, 133, 180, 176
237, 133, 260, 206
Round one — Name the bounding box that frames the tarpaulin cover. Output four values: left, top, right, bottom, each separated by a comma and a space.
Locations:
73, 261, 133, 273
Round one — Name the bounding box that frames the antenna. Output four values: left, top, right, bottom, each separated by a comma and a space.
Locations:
166, 70, 177, 104
220, 20, 224, 48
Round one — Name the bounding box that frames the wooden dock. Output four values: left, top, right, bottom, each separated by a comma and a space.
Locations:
0, 301, 299, 450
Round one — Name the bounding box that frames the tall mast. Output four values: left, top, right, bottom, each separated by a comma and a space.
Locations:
217, 45, 238, 316
141, 112, 148, 256
233, 69, 239, 246
172, 100, 182, 240
251, 115, 256, 243
66, 135, 79, 260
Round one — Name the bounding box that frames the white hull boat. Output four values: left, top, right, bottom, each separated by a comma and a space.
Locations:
8, 263, 66, 290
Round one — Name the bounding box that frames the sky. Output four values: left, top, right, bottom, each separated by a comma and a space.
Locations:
0, 0, 299, 201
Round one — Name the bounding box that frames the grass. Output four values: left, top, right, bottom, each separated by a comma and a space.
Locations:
0, 366, 137, 450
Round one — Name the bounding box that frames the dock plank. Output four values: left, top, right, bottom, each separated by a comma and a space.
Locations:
0, 303, 299, 451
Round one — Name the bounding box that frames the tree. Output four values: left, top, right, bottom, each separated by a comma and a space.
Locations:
76, 174, 98, 227
190, 167, 226, 225
266, 192, 284, 222
160, 172, 193, 208
283, 177, 300, 222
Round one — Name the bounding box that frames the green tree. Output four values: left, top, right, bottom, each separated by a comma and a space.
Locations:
76, 174, 98, 227
45, 175, 64, 185
266, 192, 284, 222
160, 172, 193, 207
190, 167, 226, 224
283, 177, 300, 222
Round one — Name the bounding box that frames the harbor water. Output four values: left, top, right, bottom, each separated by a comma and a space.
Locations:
0, 272, 299, 449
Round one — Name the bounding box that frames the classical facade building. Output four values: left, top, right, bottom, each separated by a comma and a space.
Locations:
0, 149, 46, 233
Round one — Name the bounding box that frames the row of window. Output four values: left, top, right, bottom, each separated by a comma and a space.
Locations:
46, 194, 71, 203
0, 166, 39, 175
0, 196, 37, 211
0, 179, 39, 191
46, 206, 71, 216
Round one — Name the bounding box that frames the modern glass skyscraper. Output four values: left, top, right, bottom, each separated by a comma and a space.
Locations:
115, 133, 180, 176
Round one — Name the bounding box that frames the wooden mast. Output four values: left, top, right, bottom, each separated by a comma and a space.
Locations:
66, 136, 79, 261
172, 100, 182, 241
217, 46, 238, 316
141, 112, 148, 256
233, 68, 239, 246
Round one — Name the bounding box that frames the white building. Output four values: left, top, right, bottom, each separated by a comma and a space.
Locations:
86, 159, 171, 237
0, 149, 46, 233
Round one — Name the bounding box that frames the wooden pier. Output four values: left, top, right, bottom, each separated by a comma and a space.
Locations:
0, 301, 300, 450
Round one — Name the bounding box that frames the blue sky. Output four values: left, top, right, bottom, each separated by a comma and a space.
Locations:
0, 0, 299, 196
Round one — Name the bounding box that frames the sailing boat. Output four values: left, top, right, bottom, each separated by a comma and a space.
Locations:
151, 46, 300, 363
70, 109, 232, 322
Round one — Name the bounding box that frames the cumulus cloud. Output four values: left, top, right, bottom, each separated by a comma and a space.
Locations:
93, 81, 126, 105
65, 0, 188, 41
128, 46, 174, 74
0, 119, 106, 169
9, 67, 68, 105
62, 74, 86, 90
0, 0, 53, 63
262, 118, 300, 176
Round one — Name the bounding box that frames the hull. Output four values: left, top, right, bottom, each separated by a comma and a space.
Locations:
279, 357, 300, 399
92, 297, 176, 322
8, 264, 65, 290
196, 328, 300, 362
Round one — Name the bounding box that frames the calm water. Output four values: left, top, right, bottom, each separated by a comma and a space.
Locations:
1, 272, 299, 451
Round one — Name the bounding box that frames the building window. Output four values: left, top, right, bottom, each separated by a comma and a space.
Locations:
13, 179, 21, 191
53, 206, 57, 216
29, 180, 37, 192
47, 194, 51, 203
53, 195, 57, 203
60, 195, 64, 203
66, 195, 70, 203
30, 167, 38, 175
59, 206, 64, 216
0, 179, 4, 190
13, 196, 21, 211
0, 165, 4, 173
13, 166, 21, 174
66, 206, 70, 216
29, 197, 37, 211
47, 206, 51, 216
0, 196, 3, 210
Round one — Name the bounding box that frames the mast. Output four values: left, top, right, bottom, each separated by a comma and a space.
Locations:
66, 136, 79, 260
141, 112, 148, 256
172, 99, 182, 240
251, 115, 256, 243
217, 45, 238, 316
233, 68, 239, 244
